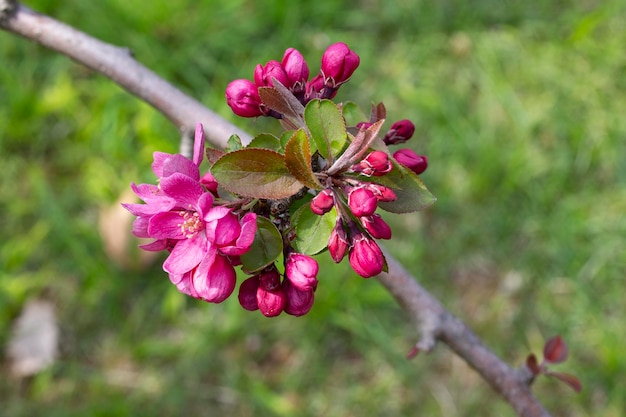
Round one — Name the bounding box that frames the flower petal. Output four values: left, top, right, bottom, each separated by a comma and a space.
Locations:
148, 211, 187, 240
160, 173, 205, 208
192, 251, 236, 303
162, 154, 200, 180
163, 234, 207, 275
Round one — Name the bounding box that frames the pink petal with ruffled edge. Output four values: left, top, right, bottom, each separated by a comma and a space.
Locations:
159, 173, 206, 208
163, 233, 208, 275
192, 250, 236, 303
161, 154, 200, 180
220, 212, 257, 256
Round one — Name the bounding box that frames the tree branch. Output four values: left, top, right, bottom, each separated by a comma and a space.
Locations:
0, 1, 251, 149
1, 3, 551, 416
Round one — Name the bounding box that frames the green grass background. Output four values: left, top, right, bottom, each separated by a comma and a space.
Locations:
1, 0, 625, 415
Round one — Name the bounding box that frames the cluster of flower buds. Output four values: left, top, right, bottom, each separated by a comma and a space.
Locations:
310, 150, 396, 278
226, 42, 360, 118
127, 42, 435, 318
238, 252, 318, 317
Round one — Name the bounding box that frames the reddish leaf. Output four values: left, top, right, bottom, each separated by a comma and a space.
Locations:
206, 148, 226, 165
406, 346, 420, 360
326, 119, 385, 175
543, 335, 568, 364
258, 81, 305, 129
369, 101, 387, 123
526, 353, 541, 375
546, 371, 583, 393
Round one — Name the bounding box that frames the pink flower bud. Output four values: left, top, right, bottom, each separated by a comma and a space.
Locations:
285, 253, 319, 291
384, 119, 415, 145
393, 148, 428, 175
225, 79, 263, 118
200, 171, 219, 195
355, 151, 392, 177
356, 121, 373, 129
256, 268, 286, 317
365, 183, 397, 202
238, 275, 260, 311
328, 219, 349, 263
348, 186, 377, 217
321, 42, 360, 86
283, 279, 315, 316
281, 48, 310, 90
310, 188, 334, 215
254, 60, 290, 88
361, 214, 392, 240
348, 233, 385, 278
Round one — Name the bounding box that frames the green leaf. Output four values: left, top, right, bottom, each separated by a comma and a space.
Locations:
284, 129, 322, 190
341, 101, 368, 127
227, 134, 243, 151
304, 99, 347, 161
374, 163, 437, 213
240, 216, 283, 273
248, 133, 282, 152
211, 148, 304, 199
292, 204, 337, 255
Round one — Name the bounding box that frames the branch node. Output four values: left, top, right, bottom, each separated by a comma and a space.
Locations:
0, 0, 18, 23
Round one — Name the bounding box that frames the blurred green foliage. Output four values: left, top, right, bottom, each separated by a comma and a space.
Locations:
1, 0, 625, 416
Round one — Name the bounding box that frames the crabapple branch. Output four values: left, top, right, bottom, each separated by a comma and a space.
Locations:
1, 2, 551, 416
0, 0, 251, 149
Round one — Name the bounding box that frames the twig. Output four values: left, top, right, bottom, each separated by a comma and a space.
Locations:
0, 1, 251, 149
1, 3, 552, 416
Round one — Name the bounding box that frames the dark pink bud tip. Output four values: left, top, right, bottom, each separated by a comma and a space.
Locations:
358, 151, 392, 177
393, 148, 428, 175
283, 279, 315, 317
282, 48, 310, 90
361, 214, 392, 240
285, 253, 319, 292
348, 234, 385, 278
348, 186, 378, 217
321, 42, 360, 86
257, 286, 286, 317
238, 276, 260, 311
328, 219, 349, 263
254, 60, 290, 88
225, 79, 263, 118
384, 119, 416, 145
310, 188, 335, 215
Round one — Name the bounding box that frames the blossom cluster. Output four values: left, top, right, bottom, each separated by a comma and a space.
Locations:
226, 42, 360, 117
126, 42, 432, 318
124, 125, 319, 316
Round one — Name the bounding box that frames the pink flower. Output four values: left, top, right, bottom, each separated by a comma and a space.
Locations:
285, 253, 319, 291
328, 218, 349, 263
360, 214, 392, 240
393, 148, 428, 175
281, 48, 309, 90
123, 123, 257, 304
348, 186, 378, 217
384, 119, 415, 145
254, 60, 290, 88
348, 232, 385, 278
310, 188, 334, 215
321, 42, 360, 87
225, 79, 263, 118
283, 279, 315, 316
